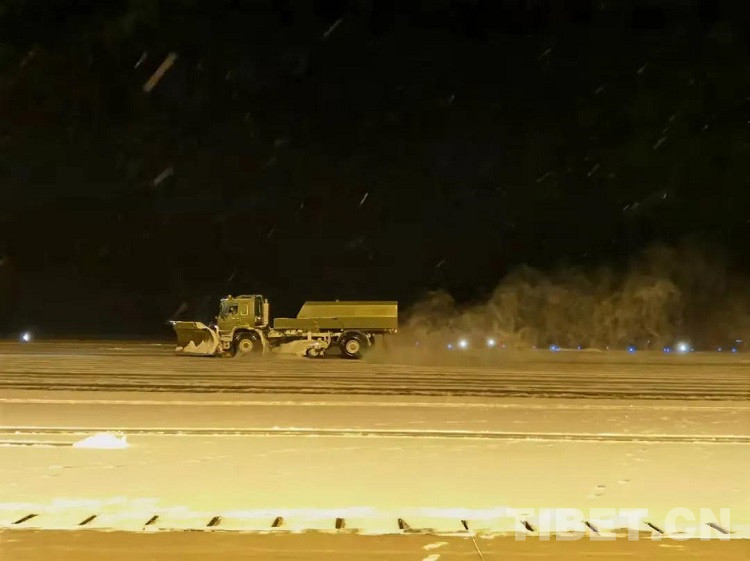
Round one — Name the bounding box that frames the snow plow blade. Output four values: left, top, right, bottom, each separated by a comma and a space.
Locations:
170, 321, 221, 356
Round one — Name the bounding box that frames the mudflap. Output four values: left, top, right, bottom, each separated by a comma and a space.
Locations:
170, 321, 221, 356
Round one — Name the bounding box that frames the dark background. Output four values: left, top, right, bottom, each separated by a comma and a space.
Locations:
0, 0, 748, 337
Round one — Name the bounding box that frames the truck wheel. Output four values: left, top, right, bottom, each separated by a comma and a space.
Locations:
340, 333, 368, 359
235, 332, 262, 355
305, 347, 322, 358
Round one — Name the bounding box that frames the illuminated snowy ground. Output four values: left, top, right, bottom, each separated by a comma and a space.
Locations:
0, 341, 747, 540
1, 340, 748, 400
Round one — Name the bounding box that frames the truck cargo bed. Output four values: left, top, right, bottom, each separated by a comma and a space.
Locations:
273, 301, 398, 332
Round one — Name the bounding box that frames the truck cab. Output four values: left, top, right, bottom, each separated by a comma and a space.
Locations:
216, 295, 269, 332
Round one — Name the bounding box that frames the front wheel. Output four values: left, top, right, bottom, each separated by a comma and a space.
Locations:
235, 332, 263, 356
340, 333, 369, 359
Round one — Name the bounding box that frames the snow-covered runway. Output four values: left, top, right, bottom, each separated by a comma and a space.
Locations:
1, 341, 748, 544
1, 341, 747, 399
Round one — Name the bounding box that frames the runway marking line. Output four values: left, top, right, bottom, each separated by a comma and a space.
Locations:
2, 398, 748, 410
2, 427, 749, 443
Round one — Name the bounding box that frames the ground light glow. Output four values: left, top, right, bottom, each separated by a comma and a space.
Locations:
458, 338, 469, 349
676, 341, 691, 353
486, 338, 496, 348
20, 331, 32, 343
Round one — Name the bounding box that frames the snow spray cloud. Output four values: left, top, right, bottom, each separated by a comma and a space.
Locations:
403, 243, 749, 350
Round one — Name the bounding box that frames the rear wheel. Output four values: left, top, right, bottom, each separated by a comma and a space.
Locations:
340, 333, 369, 359
235, 332, 263, 355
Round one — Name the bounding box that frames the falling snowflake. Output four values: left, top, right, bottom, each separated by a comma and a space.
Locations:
143, 52, 178, 93
134, 52, 148, 69
323, 18, 343, 39
153, 166, 174, 186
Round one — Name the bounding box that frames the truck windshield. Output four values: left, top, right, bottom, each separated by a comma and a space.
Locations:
219, 303, 238, 317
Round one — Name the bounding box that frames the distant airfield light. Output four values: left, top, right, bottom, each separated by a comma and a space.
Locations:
627, 345, 637, 353
446, 343, 454, 350
458, 338, 469, 350
731, 347, 738, 353
20, 331, 32, 343
577, 345, 582, 350
486, 338, 497, 348
717, 347, 722, 352
549, 344, 560, 352
663, 346, 672, 354
676, 341, 690, 354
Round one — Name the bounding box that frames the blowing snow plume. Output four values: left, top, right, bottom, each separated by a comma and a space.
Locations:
399, 243, 749, 353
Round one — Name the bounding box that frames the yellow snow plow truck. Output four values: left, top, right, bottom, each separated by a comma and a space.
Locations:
171, 295, 398, 359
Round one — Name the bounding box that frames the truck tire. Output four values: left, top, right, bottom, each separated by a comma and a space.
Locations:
340, 332, 368, 359
305, 347, 323, 358
235, 332, 262, 355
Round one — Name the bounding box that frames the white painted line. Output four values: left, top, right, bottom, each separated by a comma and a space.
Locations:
2, 426, 749, 443
2, 398, 748, 410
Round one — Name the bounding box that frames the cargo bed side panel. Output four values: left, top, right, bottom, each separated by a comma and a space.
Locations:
273, 316, 397, 331
273, 301, 398, 331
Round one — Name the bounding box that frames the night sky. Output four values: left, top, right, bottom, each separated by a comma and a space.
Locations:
0, 1, 748, 337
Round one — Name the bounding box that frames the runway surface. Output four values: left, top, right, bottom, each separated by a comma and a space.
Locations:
1, 341, 748, 558
4, 531, 749, 561
1, 341, 748, 399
